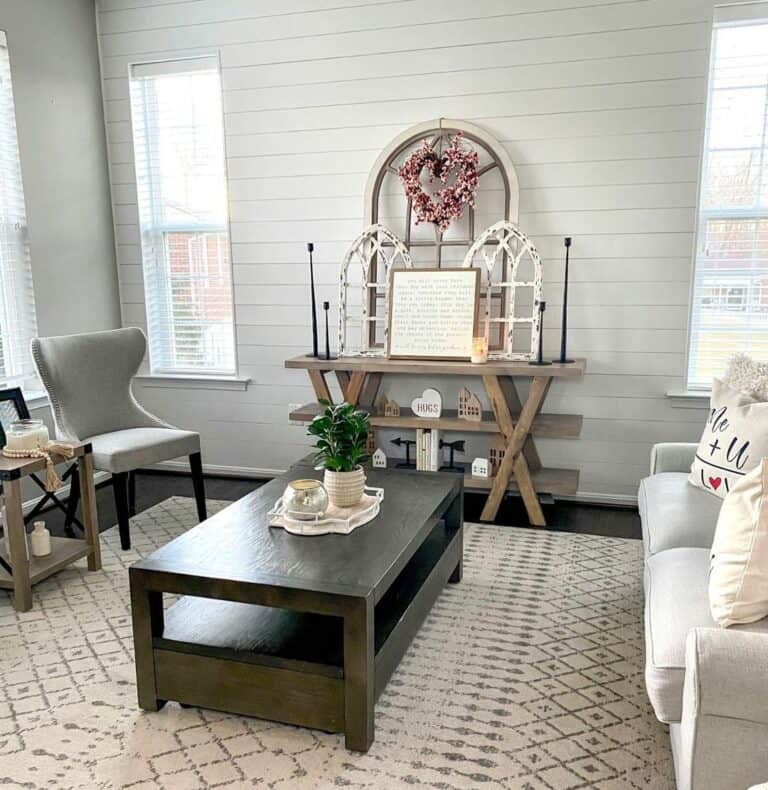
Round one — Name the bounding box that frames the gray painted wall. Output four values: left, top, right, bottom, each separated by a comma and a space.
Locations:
0, 0, 119, 338
1, 0, 120, 506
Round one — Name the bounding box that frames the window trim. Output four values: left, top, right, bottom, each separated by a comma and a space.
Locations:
127, 52, 239, 378
0, 29, 40, 397
133, 373, 250, 391
685, 11, 768, 390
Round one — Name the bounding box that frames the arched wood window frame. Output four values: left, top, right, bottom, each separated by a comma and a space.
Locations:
339, 119, 540, 358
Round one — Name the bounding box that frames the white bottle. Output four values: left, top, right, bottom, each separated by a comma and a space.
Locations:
30, 521, 52, 558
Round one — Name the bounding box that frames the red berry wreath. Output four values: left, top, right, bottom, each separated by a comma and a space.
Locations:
398, 132, 479, 232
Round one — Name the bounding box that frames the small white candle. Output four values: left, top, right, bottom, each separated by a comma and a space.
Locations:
471, 336, 489, 364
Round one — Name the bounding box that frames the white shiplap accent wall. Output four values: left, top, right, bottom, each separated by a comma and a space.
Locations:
96, 0, 715, 502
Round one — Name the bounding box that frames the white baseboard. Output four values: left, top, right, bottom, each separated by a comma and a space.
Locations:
152, 460, 638, 508
559, 491, 638, 508
152, 459, 282, 479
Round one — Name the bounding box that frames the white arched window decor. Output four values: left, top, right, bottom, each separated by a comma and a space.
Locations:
338, 118, 528, 356
462, 221, 543, 360
338, 224, 412, 357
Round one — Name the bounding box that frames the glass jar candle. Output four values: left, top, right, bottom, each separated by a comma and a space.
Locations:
471, 336, 489, 364
5, 419, 49, 453
282, 479, 329, 521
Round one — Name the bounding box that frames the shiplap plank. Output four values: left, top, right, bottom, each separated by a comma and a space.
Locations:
223, 79, 705, 135
219, 51, 708, 114
230, 258, 691, 286
230, 281, 690, 307
223, 183, 697, 221
98, 0, 401, 33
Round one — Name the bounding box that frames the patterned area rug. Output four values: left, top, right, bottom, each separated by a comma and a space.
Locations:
0, 497, 673, 790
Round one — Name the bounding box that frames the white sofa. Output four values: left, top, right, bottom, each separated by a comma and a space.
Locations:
639, 443, 768, 790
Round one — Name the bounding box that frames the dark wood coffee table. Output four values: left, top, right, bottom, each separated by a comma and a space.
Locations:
129, 463, 463, 751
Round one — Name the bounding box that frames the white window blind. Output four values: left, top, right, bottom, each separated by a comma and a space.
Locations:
128, 56, 236, 375
0, 31, 39, 394
688, 9, 768, 388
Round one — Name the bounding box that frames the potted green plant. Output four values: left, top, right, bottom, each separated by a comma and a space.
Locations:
307, 400, 370, 508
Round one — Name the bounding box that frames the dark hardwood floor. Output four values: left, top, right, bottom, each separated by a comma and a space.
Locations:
34, 469, 640, 541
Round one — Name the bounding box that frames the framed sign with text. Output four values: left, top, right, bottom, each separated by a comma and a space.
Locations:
387, 268, 481, 360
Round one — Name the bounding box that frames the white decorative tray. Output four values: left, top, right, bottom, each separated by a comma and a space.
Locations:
268, 486, 384, 536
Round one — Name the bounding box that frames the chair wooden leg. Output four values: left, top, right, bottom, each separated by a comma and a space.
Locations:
128, 471, 137, 517
64, 466, 81, 537
113, 473, 131, 550
189, 453, 207, 522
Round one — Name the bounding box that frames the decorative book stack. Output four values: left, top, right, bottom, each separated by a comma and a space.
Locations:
415, 428, 441, 471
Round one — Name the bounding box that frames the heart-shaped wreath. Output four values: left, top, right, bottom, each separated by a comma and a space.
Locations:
398, 132, 479, 232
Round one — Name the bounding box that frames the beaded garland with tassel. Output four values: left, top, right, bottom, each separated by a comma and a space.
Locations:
2, 441, 77, 491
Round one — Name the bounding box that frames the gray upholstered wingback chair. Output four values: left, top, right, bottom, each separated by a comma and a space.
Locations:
31, 327, 207, 550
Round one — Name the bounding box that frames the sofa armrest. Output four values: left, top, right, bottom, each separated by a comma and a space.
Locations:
677, 628, 768, 790
650, 442, 697, 475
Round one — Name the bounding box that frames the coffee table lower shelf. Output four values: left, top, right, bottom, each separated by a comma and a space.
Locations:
141, 521, 462, 747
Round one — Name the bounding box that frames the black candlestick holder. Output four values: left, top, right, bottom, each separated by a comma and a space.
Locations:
391, 437, 416, 468
553, 236, 575, 364
529, 300, 552, 366
323, 301, 331, 360
307, 242, 319, 358
439, 439, 465, 473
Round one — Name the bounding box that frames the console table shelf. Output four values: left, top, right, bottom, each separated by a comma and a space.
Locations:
285, 355, 586, 526
289, 403, 583, 439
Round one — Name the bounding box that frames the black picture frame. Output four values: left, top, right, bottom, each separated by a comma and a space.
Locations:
0, 387, 31, 448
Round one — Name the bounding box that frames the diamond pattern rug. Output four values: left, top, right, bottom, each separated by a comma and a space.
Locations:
0, 497, 674, 789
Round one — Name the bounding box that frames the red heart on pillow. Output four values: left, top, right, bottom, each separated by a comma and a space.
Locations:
709, 476, 722, 491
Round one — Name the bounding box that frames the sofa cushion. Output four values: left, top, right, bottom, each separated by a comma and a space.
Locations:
644, 547, 768, 723
710, 459, 768, 627
639, 473, 721, 558
689, 378, 768, 498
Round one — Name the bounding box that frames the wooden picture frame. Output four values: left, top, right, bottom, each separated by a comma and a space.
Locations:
387, 268, 481, 361
0, 388, 31, 449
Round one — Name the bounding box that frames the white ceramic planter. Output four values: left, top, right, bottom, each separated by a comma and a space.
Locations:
324, 467, 366, 508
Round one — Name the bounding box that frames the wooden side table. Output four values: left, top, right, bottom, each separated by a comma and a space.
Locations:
0, 443, 101, 612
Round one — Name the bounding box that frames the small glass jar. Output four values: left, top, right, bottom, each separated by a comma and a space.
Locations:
5, 419, 49, 453
282, 479, 329, 521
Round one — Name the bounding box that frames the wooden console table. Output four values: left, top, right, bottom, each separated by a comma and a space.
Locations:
285, 355, 586, 526
0, 443, 101, 611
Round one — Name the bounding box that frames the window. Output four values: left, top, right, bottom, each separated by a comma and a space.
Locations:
128, 56, 236, 375
687, 9, 768, 388
0, 31, 39, 393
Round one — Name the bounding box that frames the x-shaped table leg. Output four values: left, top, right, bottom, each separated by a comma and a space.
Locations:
480, 375, 552, 525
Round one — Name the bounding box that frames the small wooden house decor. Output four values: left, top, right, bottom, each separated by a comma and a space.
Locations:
471, 458, 490, 478
458, 387, 482, 421
365, 430, 377, 456
489, 435, 507, 476
379, 395, 400, 417
372, 448, 387, 469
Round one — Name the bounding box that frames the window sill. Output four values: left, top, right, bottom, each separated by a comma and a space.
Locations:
667, 389, 710, 409
133, 374, 251, 391
26, 393, 50, 411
